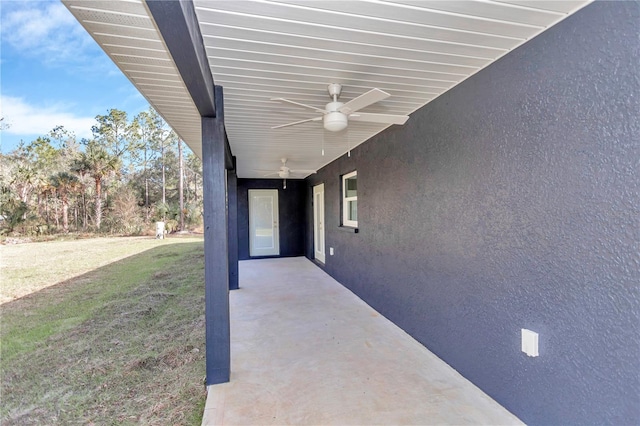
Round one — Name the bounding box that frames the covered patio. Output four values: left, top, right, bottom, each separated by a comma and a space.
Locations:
63, 1, 639, 424
202, 257, 522, 425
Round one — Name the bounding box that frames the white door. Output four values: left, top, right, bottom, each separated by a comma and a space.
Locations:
313, 184, 325, 263
249, 189, 279, 256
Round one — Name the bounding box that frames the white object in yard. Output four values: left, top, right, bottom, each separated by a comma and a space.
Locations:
156, 221, 165, 239
521, 328, 539, 357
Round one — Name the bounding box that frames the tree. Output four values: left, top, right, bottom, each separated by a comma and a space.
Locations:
92, 109, 135, 158
49, 126, 80, 162
158, 132, 177, 210
178, 139, 184, 231
49, 172, 80, 233
131, 113, 178, 222
73, 140, 120, 230
132, 109, 160, 221
13, 138, 58, 209
0, 110, 199, 236
184, 151, 202, 204
0, 183, 27, 234
103, 185, 144, 235
25, 136, 60, 171
13, 163, 39, 205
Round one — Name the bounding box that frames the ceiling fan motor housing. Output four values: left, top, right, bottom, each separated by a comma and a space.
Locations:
324, 101, 348, 132
327, 83, 342, 98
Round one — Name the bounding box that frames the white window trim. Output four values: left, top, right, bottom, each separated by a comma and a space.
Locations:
342, 170, 358, 228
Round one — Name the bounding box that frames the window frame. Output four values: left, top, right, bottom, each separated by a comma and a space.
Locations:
342, 170, 358, 228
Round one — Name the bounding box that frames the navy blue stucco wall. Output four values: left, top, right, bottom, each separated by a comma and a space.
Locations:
238, 179, 305, 260
305, 3, 640, 425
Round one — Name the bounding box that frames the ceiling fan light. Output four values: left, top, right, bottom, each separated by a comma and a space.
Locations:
324, 111, 348, 132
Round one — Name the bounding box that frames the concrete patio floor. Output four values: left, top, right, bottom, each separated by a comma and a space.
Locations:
202, 257, 523, 425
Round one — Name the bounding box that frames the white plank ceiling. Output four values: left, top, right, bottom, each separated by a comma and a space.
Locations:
63, 0, 592, 178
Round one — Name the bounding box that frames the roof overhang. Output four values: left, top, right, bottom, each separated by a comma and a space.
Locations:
63, 0, 593, 178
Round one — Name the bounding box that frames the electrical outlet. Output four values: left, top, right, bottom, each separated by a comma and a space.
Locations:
521, 329, 539, 357
330, 247, 334, 255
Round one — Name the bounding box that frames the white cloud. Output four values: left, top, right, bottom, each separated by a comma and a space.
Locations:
1, 1, 96, 66
0, 95, 94, 140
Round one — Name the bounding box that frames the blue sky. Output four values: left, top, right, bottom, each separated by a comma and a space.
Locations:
0, 0, 150, 153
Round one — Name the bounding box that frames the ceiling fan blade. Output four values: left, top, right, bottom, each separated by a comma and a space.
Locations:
271, 98, 326, 114
289, 169, 317, 174
348, 112, 409, 125
338, 88, 390, 115
271, 116, 323, 129
262, 172, 280, 177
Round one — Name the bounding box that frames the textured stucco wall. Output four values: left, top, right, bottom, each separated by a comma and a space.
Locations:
237, 179, 305, 260
305, 2, 640, 424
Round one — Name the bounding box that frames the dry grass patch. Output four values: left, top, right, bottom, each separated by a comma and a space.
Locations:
0, 236, 199, 304
1, 237, 206, 425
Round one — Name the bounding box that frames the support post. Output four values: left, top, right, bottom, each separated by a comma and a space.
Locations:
227, 156, 239, 290
202, 85, 230, 385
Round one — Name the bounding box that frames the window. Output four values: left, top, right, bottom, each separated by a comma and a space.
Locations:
342, 170, 358, 228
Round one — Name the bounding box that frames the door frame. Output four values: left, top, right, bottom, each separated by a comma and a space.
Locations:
248, 189, 280, 257
313, 183, 325, 263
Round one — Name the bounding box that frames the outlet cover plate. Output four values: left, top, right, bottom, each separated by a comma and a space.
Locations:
521, 328, 539, 357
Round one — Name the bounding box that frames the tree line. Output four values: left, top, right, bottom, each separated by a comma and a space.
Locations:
0, 108, 203, 236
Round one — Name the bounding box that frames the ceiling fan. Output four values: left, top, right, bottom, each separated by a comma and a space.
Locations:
271, 83, 410, 132
262, 158, 316, 189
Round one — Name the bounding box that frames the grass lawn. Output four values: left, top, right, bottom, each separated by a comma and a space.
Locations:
1, 236, 207, 425
0, 236, 190, 304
